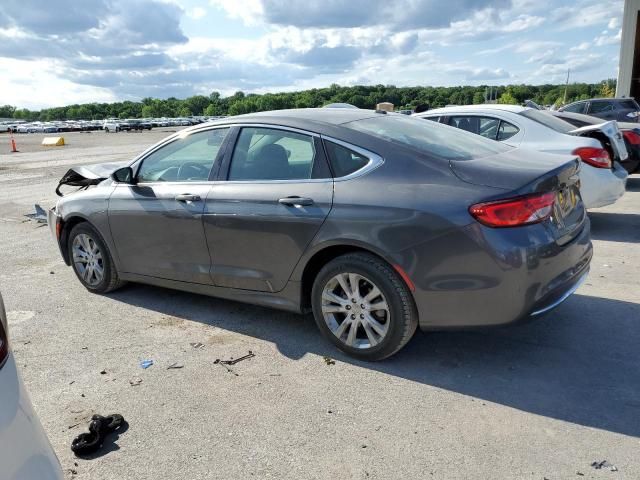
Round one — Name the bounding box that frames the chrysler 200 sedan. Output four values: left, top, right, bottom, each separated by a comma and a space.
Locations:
48, 109, 592, 360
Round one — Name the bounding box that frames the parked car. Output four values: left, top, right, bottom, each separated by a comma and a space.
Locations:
547, 110, 640, 174
558, 97, 640, 123
0, 291, 64, 480
415, 105, 628, 209
49, 109, 592, 360
103, 119, 121, 133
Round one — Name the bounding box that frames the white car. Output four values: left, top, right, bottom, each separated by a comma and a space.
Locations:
103, 119, 121, 133
415, 105, 628, 209
0, 292, 63, 480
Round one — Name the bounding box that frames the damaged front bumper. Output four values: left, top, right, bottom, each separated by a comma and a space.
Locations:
47, 207, 65, 262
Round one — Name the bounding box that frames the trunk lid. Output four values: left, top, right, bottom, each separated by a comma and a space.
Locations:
451, 149, 585, 243
569, 120, 629, 163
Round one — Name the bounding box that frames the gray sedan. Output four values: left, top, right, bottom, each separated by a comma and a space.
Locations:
49, 109, 592, 360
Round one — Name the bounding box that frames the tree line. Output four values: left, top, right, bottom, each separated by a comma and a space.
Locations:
0, 80, 617, 121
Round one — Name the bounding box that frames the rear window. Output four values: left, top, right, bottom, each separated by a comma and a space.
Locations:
345, 114, 510, 161
519, 109, 575, 134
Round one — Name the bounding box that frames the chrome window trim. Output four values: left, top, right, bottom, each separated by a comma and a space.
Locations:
320, 135, 385, 182
123, 122, 383, 185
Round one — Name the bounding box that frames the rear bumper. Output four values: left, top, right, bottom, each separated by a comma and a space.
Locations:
580, 162, 628, 209
406, 217, 592, 330
0, 354, 64, 480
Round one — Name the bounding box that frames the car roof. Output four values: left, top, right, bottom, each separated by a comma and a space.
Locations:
192, 108, 383, 132
567, 97, 633, 104
416, 104, 528, 115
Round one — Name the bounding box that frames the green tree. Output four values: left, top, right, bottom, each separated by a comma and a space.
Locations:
498, 91, 518, 105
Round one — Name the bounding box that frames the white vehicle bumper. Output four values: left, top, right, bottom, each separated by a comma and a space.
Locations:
0, 353, 63, 480
579, 162, 628, 209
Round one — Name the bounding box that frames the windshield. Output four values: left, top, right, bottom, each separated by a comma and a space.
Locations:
519, 109, 575, 134
344, 114, 510, 160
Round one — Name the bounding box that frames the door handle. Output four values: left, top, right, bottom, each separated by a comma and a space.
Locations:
175, 194, 201, 202
278, 196, 314, 207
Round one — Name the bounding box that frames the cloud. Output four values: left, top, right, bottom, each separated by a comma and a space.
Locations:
188, 7, 207, 20
0, 0, 110, 34
594, 29, 621, 46
216, 0, 512, 31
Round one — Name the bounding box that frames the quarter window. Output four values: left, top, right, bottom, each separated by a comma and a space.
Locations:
497, 121, 519, 141
228, 127, 315, 180
324, 141, 369, 177
137, 128, 229, 182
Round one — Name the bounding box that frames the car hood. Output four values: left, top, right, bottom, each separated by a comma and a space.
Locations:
56, 161, 127, 196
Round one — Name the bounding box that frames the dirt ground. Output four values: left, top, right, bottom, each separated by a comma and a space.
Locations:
1, 129, 639, 480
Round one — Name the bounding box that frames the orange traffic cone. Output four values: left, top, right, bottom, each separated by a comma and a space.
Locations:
10, 134, 18, 153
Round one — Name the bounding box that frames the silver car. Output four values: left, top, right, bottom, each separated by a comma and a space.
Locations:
0, 291, 64, 480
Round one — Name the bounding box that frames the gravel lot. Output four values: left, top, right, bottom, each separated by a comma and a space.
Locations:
1, 130, 639, 480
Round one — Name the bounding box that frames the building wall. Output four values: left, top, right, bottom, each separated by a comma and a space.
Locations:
617, 0, 640, 97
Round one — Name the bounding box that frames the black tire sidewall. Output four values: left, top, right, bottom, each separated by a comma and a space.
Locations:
311, 254, 415, 361
68, 223, 115, 293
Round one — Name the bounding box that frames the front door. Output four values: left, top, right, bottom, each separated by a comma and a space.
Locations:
205, 126, 333, 292
108, 127, 230, 284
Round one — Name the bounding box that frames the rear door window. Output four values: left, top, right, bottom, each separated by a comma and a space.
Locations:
228, 127, 315, 181
447, 116, 500, 140
588, 101, 614, 114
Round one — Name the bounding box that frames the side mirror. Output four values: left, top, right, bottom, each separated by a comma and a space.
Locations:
111, 166, 136, 185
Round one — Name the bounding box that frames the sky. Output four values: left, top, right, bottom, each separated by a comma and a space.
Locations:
0, 0, 624, 109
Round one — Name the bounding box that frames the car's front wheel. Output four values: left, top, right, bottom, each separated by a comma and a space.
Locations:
68, 223, 124, 293
311, 253, 418, 361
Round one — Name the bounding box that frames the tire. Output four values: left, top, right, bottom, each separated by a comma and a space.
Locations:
68, 222, 124, 294
311, 253, 418, 361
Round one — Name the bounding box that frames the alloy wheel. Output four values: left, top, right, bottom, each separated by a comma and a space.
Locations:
72, 234, 104, 287
321, 272, 390, 349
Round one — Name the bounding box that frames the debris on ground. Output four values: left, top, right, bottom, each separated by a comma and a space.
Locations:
71, 414, 126, 457
167, 362, 184, 369
129, 378, 142, 386
214, 361, 239, 376
213, 351, 254, 376
591, 460, 617, 471
139, 359, 153, 369
323, 356, 336, 365
24, 204, 48, 224
100, 370, 107, 375
190, 342, 205, 349
214, 351, 254, 366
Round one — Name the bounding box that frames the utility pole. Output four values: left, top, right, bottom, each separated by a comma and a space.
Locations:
563, 68, 570, 104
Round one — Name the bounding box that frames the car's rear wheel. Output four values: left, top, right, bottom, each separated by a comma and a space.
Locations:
68, 223, 124, 293
311, 253, 418, 361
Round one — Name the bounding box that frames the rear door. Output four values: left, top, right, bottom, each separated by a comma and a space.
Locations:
108, 127, 230, 284
205, 125, 333, 292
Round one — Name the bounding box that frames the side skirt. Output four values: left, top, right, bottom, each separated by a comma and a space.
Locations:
118, 272, 304, 313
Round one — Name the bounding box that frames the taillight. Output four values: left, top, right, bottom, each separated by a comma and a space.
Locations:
0, 320, 8, 368
622, 130, 640, 145
572, 147, 611, 168
469, 192, 555, 228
